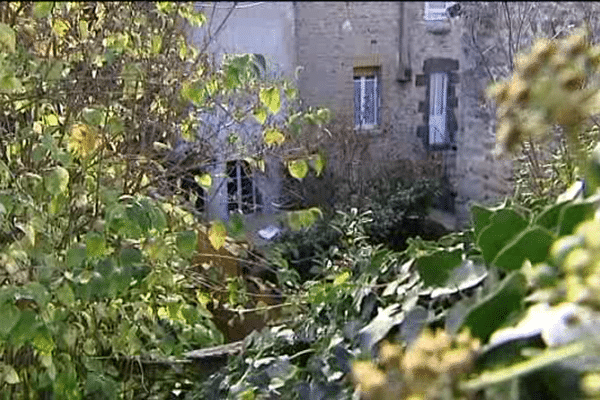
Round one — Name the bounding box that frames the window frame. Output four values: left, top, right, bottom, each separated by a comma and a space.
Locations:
226, 160, 262, 214
354, 67, 380, 130
424, 2, 450, 21
428, 71, 449, 146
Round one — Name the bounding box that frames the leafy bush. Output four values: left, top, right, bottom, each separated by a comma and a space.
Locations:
366, 178, 443, 250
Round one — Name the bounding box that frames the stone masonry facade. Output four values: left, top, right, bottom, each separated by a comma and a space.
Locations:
192, 2, 600, 227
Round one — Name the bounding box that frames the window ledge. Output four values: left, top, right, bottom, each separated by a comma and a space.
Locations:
354, 126, 383, 136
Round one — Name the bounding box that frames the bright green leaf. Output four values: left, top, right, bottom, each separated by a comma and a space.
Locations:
0, 23, 16, 53
34, 2, 54, 18
208, 220, 227, 250
264, 128, 285, 146
333, 271, 350, 286
85, 232, 106, 258
259, 86, 281, 114
287, 160, 308, 180
44, 166, 69, 195
311, 152, 326, 176
253, 107, 268, 125
195, 173, 212, 189
33, 327, 55, 355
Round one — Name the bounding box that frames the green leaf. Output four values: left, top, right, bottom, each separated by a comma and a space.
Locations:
78, 20, 88, 40
176, 230, 197, 258
151, 34, 162, 54
415, 248, 463, 287
459, 272, 526, 342
66, 245, 86, 269
119, 248, 142, 268
86, 232, 106, 258
0, 304, 20, 338
227, 213, 246, 240
82, 107, 105, 126
461, 341, 584, 392
0, 23, 16, 53
333, 271, 350, 286
208, 221, 227, 250
259, 86, 281, 114
264, 128, 285, 146
286, 207, 322, 230
0, 363, 20, 384
287, 160, 308, 180
225, 65, 241, 89
492, 227, 555, 271
44, 166, 69, 195
9, 310, 39, 347
471, 204, 494, 240
56, 283, 75, 307
311, 152, 326, 176
33, 326, 55, 356
477, 209, 528, 264
33, 2, 54, 18
253, 107, 268, 125
195, 173, 212, 189
557, 201, 595, 236
534, 201, 569, 231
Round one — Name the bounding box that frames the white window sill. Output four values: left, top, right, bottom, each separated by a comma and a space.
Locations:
354, 126, 382, 136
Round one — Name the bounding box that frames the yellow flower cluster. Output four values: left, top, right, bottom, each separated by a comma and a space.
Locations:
351, 328, 480, 400
489, 27, 600, 156
551, 219, 600, 308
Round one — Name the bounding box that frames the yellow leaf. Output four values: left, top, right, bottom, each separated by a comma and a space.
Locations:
195, 173, 212, 189
253, 107, 268, 124
333, 271, 350, 286
208, 220, 227, 250
264, 128, 285, 146
52, 18, 70, 37
287, 159, 308, 179
259, 86, 281, 114
68, 123, 99, 158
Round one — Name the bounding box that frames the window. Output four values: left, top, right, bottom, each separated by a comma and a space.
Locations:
429, 72, 448, 145
354, 67, 380, 129
227, 160, 262, 214
424, 2, 449, 21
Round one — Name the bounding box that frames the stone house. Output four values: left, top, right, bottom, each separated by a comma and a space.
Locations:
189, 1, 590, 228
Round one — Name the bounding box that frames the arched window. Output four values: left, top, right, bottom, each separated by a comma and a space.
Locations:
227, 160, 262, 214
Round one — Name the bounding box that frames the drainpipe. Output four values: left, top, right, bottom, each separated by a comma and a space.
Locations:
397, 2, 412, 82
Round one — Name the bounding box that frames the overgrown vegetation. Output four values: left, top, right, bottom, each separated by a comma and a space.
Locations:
5, 3, 600, 400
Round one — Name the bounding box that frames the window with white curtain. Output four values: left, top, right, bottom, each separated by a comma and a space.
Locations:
428, 72, 448, 145
424, 2, 449, 21
354, 67, 380, 129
